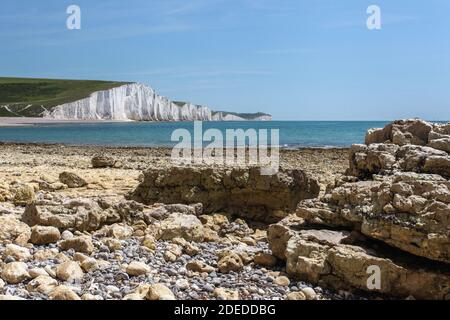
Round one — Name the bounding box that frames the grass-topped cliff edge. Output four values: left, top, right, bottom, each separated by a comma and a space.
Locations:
0, 77, 129, 117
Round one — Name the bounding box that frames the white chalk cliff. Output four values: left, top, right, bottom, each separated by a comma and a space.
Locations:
44, 83, 271, 121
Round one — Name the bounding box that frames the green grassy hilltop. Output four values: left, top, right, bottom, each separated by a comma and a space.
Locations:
0, 77, 129, 117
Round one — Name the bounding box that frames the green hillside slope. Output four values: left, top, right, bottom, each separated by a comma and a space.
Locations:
0, 77, 129, 117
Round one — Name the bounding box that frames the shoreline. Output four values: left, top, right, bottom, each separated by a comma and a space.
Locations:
0, 117, 132, 127
0, 140, 351, 151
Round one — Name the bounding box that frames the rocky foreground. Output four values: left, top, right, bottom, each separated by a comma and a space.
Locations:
0, 144, 348, 300
270, 119, 450, 300
0, 120, 448, 301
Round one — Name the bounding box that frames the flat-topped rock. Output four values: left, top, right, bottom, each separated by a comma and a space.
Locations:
268, 216, 450, 299
129, 167, 320, 222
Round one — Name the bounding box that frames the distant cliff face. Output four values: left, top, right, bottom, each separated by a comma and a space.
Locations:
44, 83, 271, 121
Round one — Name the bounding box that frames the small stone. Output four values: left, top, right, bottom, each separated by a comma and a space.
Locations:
59, 236, 94, 254
81, 258, 99, 273
92, 155, 116, 168
61, 230, 74, 240
286, 291, 306, 300
30, 226, 61, 245
184, 243, 200, 256
108, 224, 133, 239
34, 248, 58, 261
13, 184, 35, 205
126, 261, 151, 276
301, 287, 317, 300
1, 262, 30, 284
50, 286, 81, 300
26, 275, 58, 294
4, 256, 15, 263
0, 295, 26, 300
274, 276, 290, 287
253, 253, 277, 267
175, 279, 189, 290
186, 260, 215, 273
59, 172, 87, 188
4, 244, 31, 261
213, 288, 240, 300
55, 261, 84, 282
146, 284, 175, 300
141, 235, 156, 251
0, 215, 31, 245
102, 238, 122, 251
82, 293, 103, 300
29, 268, 49, 278
73, 252, 89, 262
218, 252, 243, 273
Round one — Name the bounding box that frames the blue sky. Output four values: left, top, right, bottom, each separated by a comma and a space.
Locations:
1, 0, 449, 120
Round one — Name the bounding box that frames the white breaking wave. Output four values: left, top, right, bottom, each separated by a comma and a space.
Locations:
44, 83, 270, 121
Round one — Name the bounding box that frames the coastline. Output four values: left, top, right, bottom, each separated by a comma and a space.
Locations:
0, 117, 132, 127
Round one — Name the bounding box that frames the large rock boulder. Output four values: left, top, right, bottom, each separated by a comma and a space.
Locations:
268, 119, 450, 299
366, 119, 433, 146
129, 167, 320, 222
365, 119, 450, 152
22, 198, 116, 232
297, 172, 450, 264
348, 144, 450, 178
268, 217, 450, 300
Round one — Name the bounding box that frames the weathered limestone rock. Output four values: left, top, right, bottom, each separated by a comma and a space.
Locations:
81, 258, 99, 273
268, 120, 450, 300
126, 261, 151, 276
429, 138, 450, 153
30, 225, 61, 245
22, 197, 200, 234
26, 275, 58, 294
268, 217, 450, 299
218, 251, 244, 273
55, 261, 84, 282
59, 236, 95, 254
129, 167, 320, 222
213, 288, 240, 300
4, 244, 31, 261
297, 172, 450, 264
0, 215, 31, 245
146, 284, 175, 300
186, 260, 215, 273
348, 144, 450, 178
22, 198, 119, 232
13, 184, 35, 206
59, 171, 88, 188
286, 291, 306, 300
253, 252, 278, 267
50, 286, 81, 300
149, 212, 205, 242
92, 155, 116, 168
365, 119, 434, 146
1, 262, 30, 284
353, 120, 450, 178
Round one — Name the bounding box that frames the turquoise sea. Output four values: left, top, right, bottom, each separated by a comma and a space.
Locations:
0, 121, 390, 148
